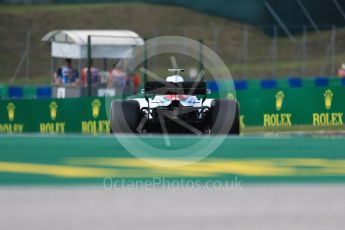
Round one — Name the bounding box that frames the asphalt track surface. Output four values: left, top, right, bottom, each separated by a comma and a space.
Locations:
1, 185, 345, 230
1, 134, 345, 229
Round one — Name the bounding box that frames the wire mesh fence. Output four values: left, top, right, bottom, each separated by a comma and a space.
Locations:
1, 24, 344, 85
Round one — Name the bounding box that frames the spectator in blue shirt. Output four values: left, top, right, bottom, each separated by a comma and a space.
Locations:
54, 59, 80, 86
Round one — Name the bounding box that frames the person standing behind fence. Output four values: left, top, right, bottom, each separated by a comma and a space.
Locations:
81, 60, 100, 87
338, 63, 345, 78
54, 59, 79, 86
133, 72, 141, 94
108, 63, 127, 95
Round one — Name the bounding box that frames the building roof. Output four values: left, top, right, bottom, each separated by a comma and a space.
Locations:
42, 30, 144, 46
41, 30, 144, 59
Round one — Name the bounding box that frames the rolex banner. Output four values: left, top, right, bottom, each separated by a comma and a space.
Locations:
0, 87, 344, 133
237, 87, 344, 128
0, 97, 111, 134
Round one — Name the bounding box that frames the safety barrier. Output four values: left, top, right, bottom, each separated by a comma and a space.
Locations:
4, 86, 51, 99
237, 87, 344, 128
2, 76, 344, 99
0, 85, 344, 133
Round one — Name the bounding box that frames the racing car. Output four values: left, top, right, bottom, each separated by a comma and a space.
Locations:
110, 69, 239, 134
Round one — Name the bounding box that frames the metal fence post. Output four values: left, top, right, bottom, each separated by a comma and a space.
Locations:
199, 39, 204, 81
87, 35, 92, 97
272, 26, 278, 78
331, 25, 336, 75
301, 25, 307, 76
25, 30, 31, 83
144, 40, 147, 83
242, 26, 248, 79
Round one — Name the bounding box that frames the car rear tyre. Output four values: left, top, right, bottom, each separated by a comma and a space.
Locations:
210, 99, 240, 135
110, 100, 141, 133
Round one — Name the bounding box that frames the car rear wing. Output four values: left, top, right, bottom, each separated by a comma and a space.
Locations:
144, 81, 207, 95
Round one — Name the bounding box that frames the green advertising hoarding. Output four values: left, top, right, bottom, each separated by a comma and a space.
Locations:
237, 87, 344, 128
0, 86, 344, 134
0, 97, 110, 134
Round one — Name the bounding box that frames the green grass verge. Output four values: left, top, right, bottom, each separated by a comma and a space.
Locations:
1, 3, 345, 85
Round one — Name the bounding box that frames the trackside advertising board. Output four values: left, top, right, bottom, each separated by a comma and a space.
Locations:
0, 87, 344, 133
237, 87, 344, 128
0, 97, 110, 134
